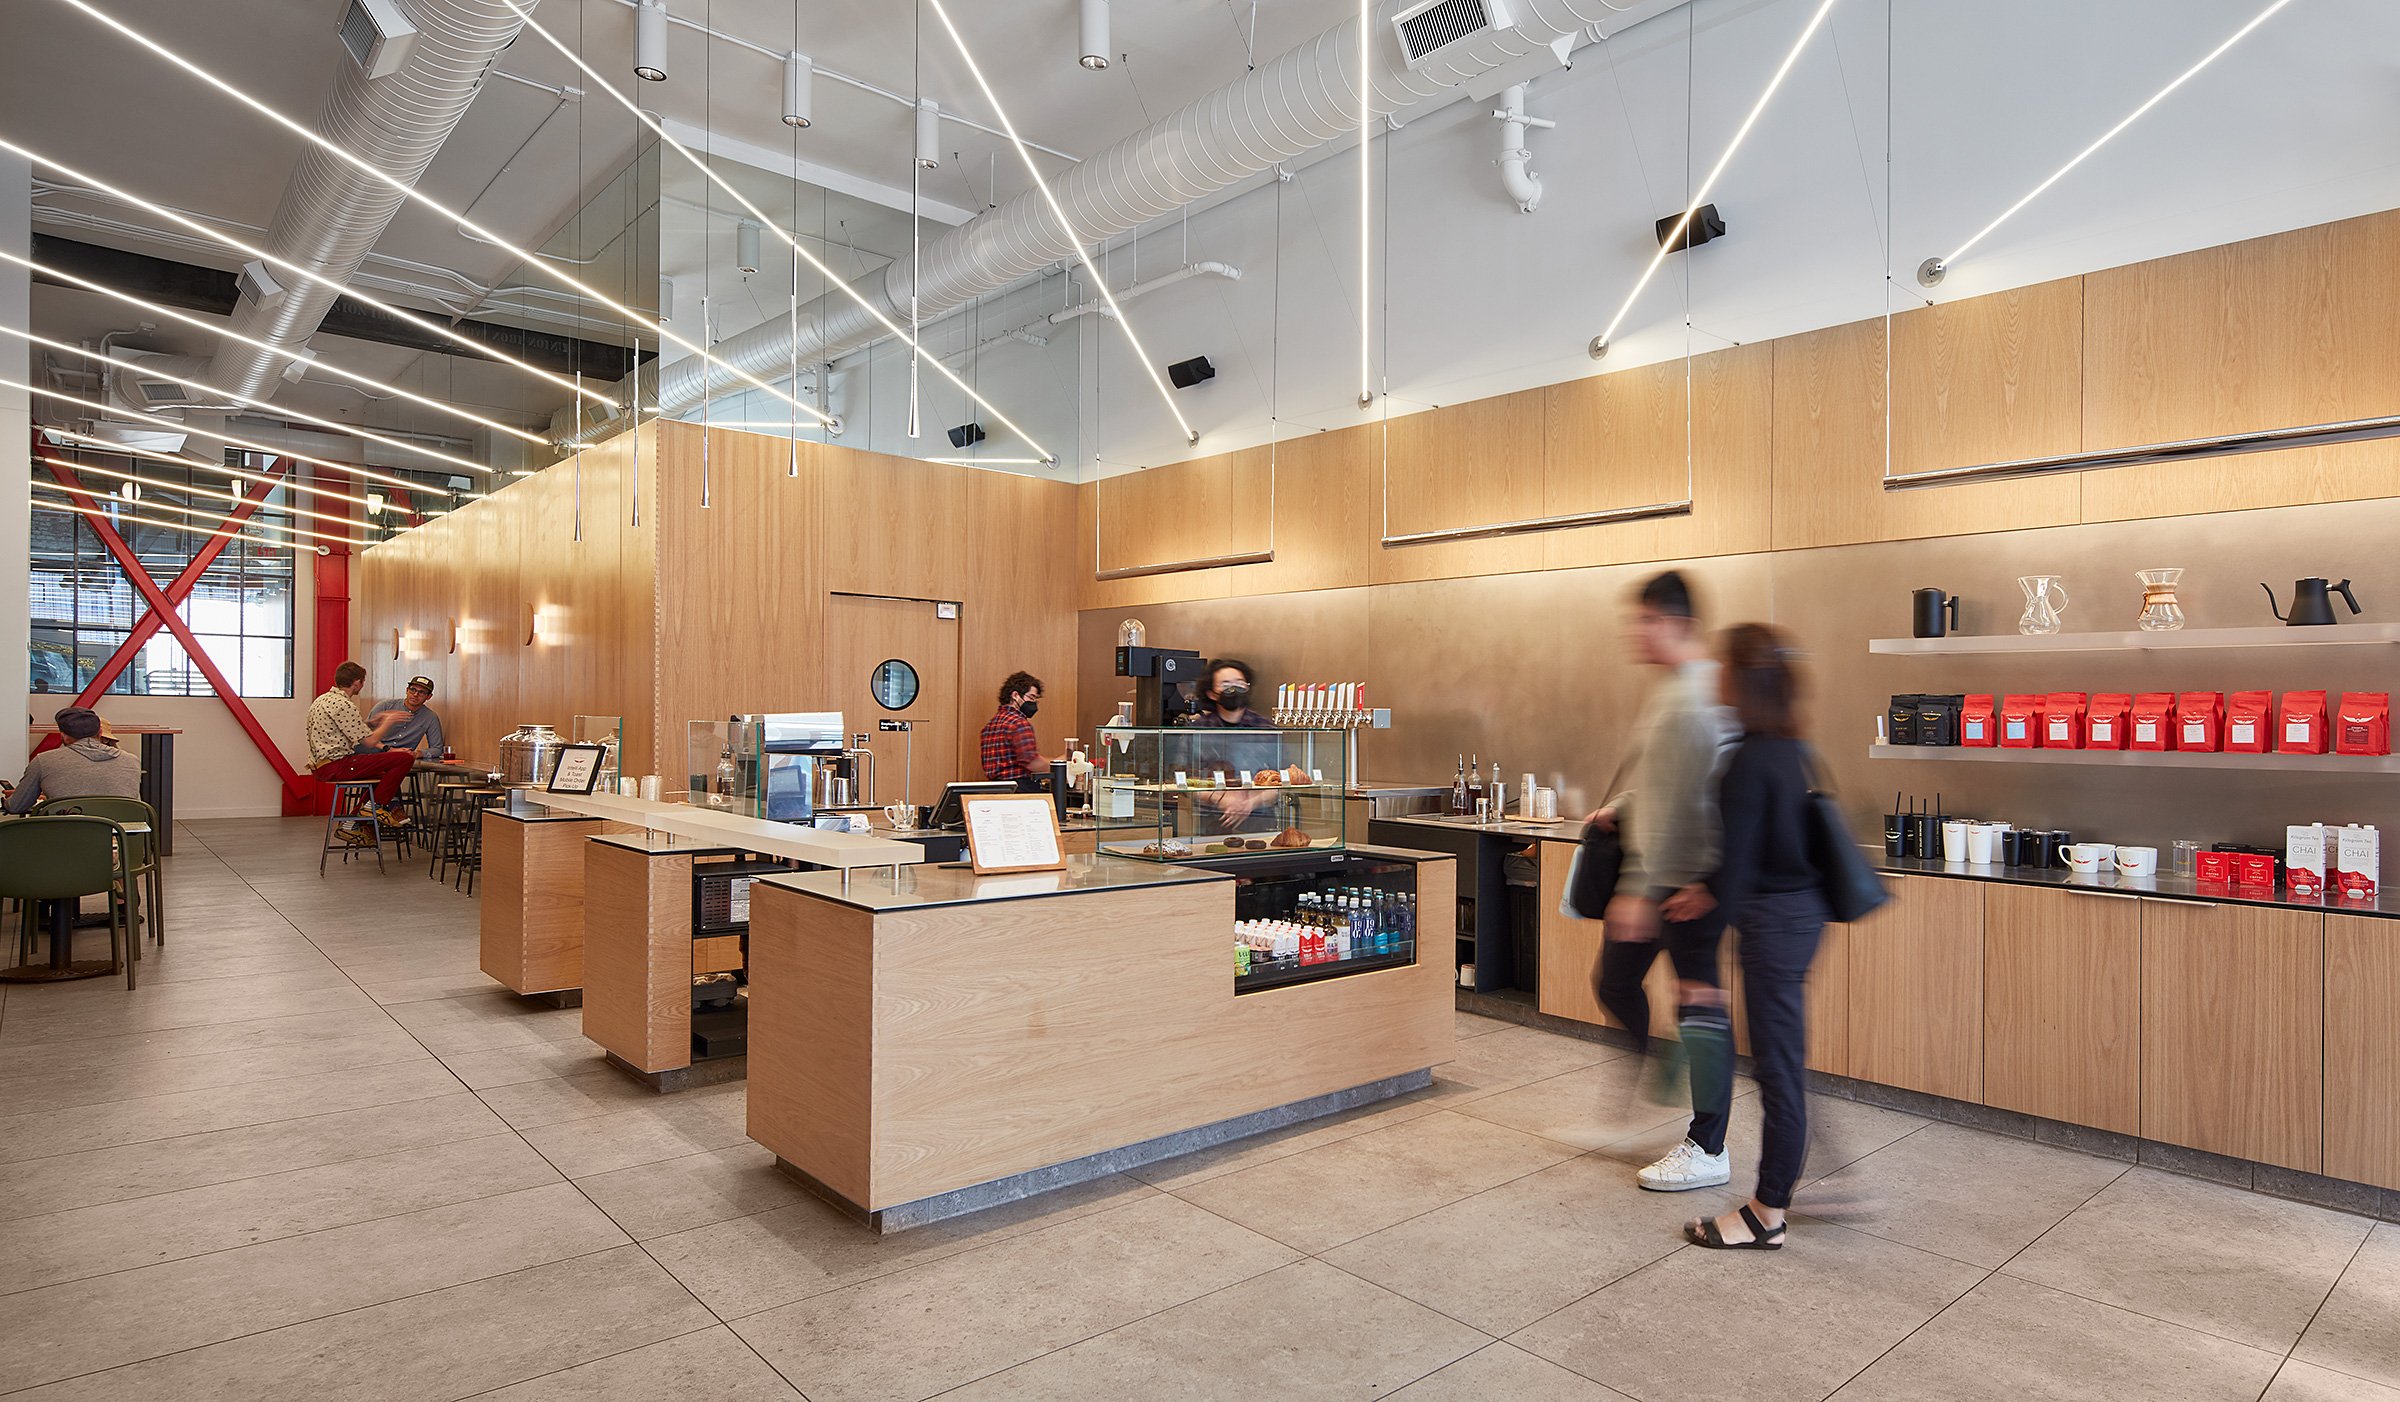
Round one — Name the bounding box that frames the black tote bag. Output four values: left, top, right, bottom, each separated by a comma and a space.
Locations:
1803, 749, 1889, 923
1565, 805, 1625, 919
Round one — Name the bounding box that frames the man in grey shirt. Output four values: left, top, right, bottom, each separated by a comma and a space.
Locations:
1590, 570, 1737, 1192
368, 676, 447, 758
7, 706, 143, 813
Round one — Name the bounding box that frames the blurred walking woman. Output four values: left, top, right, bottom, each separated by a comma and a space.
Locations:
1660, 624, 1823, 1250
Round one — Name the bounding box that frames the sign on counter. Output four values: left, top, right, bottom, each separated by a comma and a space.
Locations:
961, 795, 1067, 875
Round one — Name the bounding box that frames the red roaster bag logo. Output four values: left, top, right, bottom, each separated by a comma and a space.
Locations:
2128, 692, 2176, 751
2042, 692, 2087, 749
2085, 693, 2132, 750
2336, 692, 2391, 756
1961, 694, 1997, 748
2175, 691, 2224, 752
1999, 694, 2042, 749
2223, 690, 2274, 754
2277, 690, 2329, 755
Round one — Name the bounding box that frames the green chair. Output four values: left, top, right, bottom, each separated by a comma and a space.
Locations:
0, 816, 135, 989
35, 796, 161, 949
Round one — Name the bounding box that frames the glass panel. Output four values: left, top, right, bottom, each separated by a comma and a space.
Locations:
1092, 727, 1348, 860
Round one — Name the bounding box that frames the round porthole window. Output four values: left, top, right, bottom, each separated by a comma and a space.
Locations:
871, 658, 920, 711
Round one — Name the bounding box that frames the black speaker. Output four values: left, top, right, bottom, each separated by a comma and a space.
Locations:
1166, 355, 1216, 389
1655, 203, 1726, 252
946, 422, 986, 449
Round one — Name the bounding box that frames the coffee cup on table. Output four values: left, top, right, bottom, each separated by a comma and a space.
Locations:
2115, 845, 2159, 877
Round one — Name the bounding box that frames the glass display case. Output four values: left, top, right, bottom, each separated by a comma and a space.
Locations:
686, 718, 764, 815
1093, 726, 1346, 861
1211, 849, 1422, 994
574, 714, 623, 792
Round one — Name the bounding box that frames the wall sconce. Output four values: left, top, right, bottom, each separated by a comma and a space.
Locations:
391, 627, 402, 660
447, 617, 459, 655
524, 604, 539, 647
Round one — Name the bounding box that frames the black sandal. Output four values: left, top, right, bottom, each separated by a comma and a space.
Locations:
1684, 1204, 1785, 1250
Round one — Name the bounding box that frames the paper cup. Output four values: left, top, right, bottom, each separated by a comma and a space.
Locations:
1966, 823, 2000, 864
1942, 819, 1968, 861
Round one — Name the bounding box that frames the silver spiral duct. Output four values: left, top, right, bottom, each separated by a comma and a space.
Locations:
200, 0, 529, 401
559, 0, 1689, 445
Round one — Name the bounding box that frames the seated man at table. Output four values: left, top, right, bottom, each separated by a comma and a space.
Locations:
306, 661, 414, 839
5, 706, 142, 813
368, 675, 447, 758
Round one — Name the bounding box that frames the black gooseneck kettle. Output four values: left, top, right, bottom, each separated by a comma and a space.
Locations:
2263, 577, 2362, 626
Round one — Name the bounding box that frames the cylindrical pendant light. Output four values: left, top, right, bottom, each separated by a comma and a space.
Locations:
1079, 0, 1110, 69
736, 220, 761, 275
915, 99, 940, 169
782, 51, 813, 127
634, 0, 667, 82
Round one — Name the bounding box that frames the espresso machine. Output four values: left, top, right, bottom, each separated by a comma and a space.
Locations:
1114, 643, 1204, 727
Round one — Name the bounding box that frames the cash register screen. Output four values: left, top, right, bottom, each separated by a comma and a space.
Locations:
929, 781, 1014, 830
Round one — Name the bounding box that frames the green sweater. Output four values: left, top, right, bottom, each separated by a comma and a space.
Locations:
1607, 659, 1735, 902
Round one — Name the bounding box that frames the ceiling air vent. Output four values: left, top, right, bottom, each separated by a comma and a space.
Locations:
1392, 0, 1511, 70
340, 0, 421, 80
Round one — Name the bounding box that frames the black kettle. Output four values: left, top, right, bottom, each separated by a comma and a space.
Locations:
2263, 577, 2361, 626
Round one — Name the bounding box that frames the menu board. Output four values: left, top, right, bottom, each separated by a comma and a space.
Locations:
961, 795, 1067, 874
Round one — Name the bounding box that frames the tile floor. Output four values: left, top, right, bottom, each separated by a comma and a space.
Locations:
0, 817, 2391, 1401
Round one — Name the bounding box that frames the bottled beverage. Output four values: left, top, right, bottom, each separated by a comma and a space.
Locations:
1452, 755, 1469, 815
1466, 756, 1485, 816
714, 749, 737, 804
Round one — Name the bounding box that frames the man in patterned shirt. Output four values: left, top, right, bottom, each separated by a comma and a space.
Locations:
978, 670, 1057, 791
305, 660, 414, 842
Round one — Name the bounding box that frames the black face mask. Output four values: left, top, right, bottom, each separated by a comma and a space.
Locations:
1215, 686, 1249, 711
1017, 699, 1040, 719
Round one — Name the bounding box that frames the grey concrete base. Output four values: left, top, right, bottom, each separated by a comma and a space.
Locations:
603, 1049, 746, 1094
524, 988, 582, 1010
779, 1068, 1435, 1234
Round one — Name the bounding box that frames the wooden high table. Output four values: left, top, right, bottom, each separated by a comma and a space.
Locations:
479, 800, 632, 1002
745, 845, 1457, 1232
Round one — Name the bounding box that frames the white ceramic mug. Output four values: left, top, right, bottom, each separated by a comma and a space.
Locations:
883, 802, 919, 831
2066, 842, 2116, 873
1942, 819, 1968, 862
2115, 845, 2159, 877
1966, 822, 2001, 864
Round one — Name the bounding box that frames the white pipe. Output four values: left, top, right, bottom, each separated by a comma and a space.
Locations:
1493, 83, 1554, 214
1047, 261, 1242, 324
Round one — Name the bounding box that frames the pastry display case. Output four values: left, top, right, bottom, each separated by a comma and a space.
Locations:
1093, 726, 1347, 862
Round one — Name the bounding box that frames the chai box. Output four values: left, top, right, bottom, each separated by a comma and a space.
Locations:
2287, 823, 2328, 900
2337, 824, 2380, 901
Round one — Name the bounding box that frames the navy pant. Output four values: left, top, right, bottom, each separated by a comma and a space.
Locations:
1593, 904, 1730, 1155
1736, 889, 1828, 1208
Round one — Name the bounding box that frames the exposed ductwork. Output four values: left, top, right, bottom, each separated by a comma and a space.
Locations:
558, 0, 1690, 446
198, 0, 530, 402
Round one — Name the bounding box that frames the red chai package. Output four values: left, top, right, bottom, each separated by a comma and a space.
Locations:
2277, 690, 2329, 755
2085, 693, 2132, 750
2223, 690, 2275, 754
1961, 694, 1997, 748
2175, 691, 2224, 752
2129, 692, 2177, 752
2336, 692, 2391, 756
1999, 694, 2042, 749
2042, 692, 2088, 750
2336, 825, 2380, 902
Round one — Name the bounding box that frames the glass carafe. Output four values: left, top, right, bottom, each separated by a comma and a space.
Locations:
2135, 568, 2185, 631
2017, 575, 2070, 635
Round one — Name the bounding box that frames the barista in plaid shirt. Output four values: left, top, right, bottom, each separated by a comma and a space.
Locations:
978, 671, 1059, 790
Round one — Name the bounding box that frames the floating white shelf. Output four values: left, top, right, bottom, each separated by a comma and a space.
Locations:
1866, 744, 2400, 775
1868, 623, 2400, 655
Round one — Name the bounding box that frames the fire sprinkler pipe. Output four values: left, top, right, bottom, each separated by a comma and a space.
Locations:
1047, 261, 1242, 324
1493, 83, 1554, 214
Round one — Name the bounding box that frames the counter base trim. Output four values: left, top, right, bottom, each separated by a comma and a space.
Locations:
602, 1049, 747, 1094
526, 988, 582, 1010
777, 1068, 1434, 1235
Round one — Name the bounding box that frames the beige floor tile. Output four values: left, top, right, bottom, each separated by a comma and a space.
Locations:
0, 973, 381, 1045
0, 1091, 510, 1220
386, 990, 594, 1056
2265, 1360, 2400, 1402
516, 1085, 753, 1179
1835, 1274, 2281, 1401
471, 1326, 801, 1400
1172, 1109, 1582, 1254
12, 1245, 714, 1402
2292, 1222, 2400, 1388
476, 1066, 665, 1130
1510, 1221, 1983, 1402
1322, 1152, 1695, 1334
359, 970, 510, 1005
0, 1132, 558, 1294
0, 1181, 627, 1392
1391, 1342, 1638, 1401
574, 1142, 817, 1240
729, 1194, 1297, 1402
0, 1008, 405, 1080
0, 1057, 464, 1164
1420, 1025, 1626, 1105
1126, 1092, 1445, 1191
2004, 1168, 2372, 1351
647, 1173, 1159, 1318
1452, 1054, 1705, 1151
439, 1038, 613, 1090
1805, 1121, 2128, 1267
943, 1259, 1490, 1401
1456, 1010, 1513, 1040
0, 1028, 429, 1117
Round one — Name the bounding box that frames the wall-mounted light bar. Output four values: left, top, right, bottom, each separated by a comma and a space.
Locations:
22, 384, 448, 501
1885, 410, 2400, 491
923, 0, 1196, 448
1358, 0, 1373, 410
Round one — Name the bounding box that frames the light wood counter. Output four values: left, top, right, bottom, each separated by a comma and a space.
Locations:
478, 807, 633, 997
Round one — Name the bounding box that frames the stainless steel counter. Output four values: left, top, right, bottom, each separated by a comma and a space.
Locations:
1874, 853, 2399, 921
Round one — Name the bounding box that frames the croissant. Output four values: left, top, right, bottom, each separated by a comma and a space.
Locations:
1251, 768, 1284, 787
1270, 827, 1312, 849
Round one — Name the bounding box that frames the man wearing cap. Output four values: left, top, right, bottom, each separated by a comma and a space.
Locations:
7, 706, 144, 813
369, 676, 447, 759
306, 661, 414, 839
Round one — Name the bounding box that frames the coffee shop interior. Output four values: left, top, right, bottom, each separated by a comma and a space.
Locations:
5, 0, 2400, 1396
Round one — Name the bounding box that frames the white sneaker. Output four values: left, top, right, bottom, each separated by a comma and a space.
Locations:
1637, 1137, 1731, 1192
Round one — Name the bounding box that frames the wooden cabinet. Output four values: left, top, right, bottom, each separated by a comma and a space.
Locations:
1982, 886, 2141, 1134
2326, 914, 2400, 1189
1846, 875, 1984, 1102
1534, 842, 1687, 1040
2139, 900, 2323, 1173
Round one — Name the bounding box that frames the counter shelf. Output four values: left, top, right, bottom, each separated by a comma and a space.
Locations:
1180, 847, 1425, 995
1093, 726, 1348, 861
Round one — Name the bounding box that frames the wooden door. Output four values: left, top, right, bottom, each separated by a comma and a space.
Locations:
1983, 885, 2140, 1134
823, 595, 961, 809
2326, 914, 2400, 1189
2140, 899, 2323, 1172
1846, 875, 1984, 1102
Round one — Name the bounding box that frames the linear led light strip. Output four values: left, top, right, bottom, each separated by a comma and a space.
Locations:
41, 455, 383, 536
16, 379, 447, 498
49, 427, 399, 512
1925, 0, 2299, 282
1594, 0, 1841, 354
0, 247, 545, 450
496, 0, 1051, 457
33, 480, 374, 547
31, 497, 314, 553
923, 0, 1195, 448
1358, 0, 1372, 410
6, 325, 499, 483
0, 136, 618, 413
55, 0, 828, 430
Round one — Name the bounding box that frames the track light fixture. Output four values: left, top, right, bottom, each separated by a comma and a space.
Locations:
916, 99, 941, 169
1166, 356, 1216, 390
946, 422, 986, 449
782, 51, 813, 126
736, 220, 762, 275
634, 0, 667, 81
1079, 0, 1110, 69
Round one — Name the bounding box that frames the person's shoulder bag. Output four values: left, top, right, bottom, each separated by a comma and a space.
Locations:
1562, 755, 1635, 919
1802, 746, 1889, 923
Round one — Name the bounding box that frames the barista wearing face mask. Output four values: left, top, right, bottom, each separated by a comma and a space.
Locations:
1185, 660, 1271, 729
979, 670, 1060, 789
